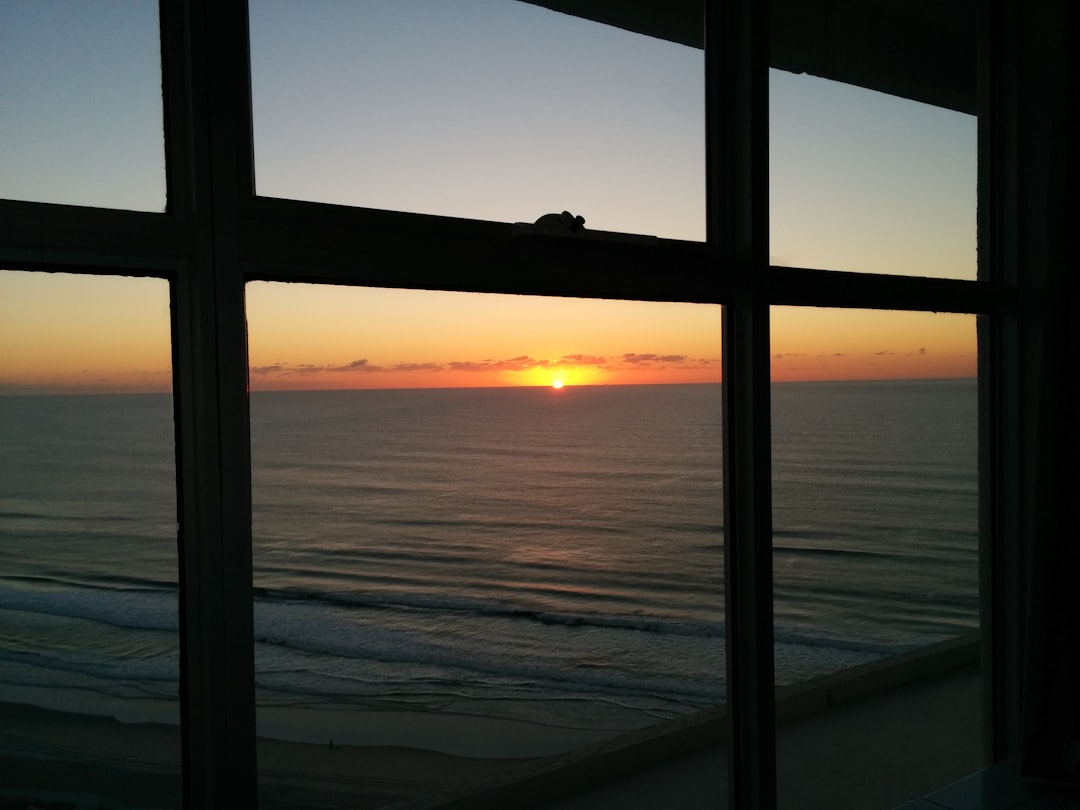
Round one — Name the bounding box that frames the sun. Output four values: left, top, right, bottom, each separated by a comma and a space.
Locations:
551, 379, 565, 389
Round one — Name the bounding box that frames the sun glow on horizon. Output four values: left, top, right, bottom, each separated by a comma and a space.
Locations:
0, 275, 978, 395
238, 282, 723, 392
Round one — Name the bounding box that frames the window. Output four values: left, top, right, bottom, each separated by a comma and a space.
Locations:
0, 1, 166, 211
770, 71, 976, 280
249, 0, 705, 240
0, 270, 180, 807
1, 1, 1056, 809
246, 283, 724, 804
771, 308, 981, 808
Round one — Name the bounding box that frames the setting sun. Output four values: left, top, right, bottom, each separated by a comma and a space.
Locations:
552, 379, 565, 389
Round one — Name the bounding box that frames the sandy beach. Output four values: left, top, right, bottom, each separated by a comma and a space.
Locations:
0, 699, 567, 810
0, 700, 182, 810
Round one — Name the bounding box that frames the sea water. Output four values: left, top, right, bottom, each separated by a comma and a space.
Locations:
0, 381, 978, 737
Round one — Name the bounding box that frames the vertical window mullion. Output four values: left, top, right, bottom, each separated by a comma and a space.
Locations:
173, 0, 257, 806
709, 0, 776, 808
977, 0, 1021, 771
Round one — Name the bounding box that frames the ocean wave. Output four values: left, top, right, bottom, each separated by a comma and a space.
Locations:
0, 510, 139, 524
0, 582, 178, 633
0, 579, 918, 659
255, 586, 726, 638
252, 613, 724, 705
0, 648, 179, 684
773, 626, 906, 656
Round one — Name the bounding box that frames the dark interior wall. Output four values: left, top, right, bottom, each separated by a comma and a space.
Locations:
1014, 0, 1080, 785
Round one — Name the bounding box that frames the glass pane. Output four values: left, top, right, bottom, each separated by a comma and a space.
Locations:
0, 1, 166, 212
0, 271, 180, 806
771, 307, 982, 809
770, 70, 976, 279
247, 283, 724, 807
249, 1, 705, 241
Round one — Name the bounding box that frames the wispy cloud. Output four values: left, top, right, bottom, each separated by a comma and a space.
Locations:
449, 356, 552, 372
328, 359, 384, 372
392, 362, 443, 372
559, 354, 607, 365
621, 353, 688, 365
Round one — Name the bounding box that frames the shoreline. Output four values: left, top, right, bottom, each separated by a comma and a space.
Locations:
1, 635, 979, 809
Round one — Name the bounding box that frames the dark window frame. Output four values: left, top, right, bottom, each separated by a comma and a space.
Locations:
0, 1, 1019, 808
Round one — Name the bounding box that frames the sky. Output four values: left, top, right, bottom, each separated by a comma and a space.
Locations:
0, 1, 978, 394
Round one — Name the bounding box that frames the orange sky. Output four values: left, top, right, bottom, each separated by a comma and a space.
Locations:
243, 282, 722, 391
0, 272, 976, 395
770, 306, 977, 382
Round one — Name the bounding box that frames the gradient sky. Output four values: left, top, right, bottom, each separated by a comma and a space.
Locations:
0, 1, 978, 394
247, 283, 722, 391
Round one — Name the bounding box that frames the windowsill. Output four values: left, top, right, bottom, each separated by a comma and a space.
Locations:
395, 637, 983, 809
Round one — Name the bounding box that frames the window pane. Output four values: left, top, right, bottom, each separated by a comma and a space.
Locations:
247, 283, 723, 807
0, 1, 166, 212
770, 70, 976, 280
0, 271, 180, 806
249, 1, 705, 241
771, 307, 982, 808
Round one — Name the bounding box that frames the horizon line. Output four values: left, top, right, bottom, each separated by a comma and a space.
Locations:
0, 375, 979, 397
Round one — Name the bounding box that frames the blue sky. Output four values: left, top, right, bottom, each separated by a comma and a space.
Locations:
248, 0, 706, 240
0, 0, 166, 211
2, 0, 975, 275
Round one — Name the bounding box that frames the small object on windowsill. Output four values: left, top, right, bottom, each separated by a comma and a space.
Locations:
534, 210, 586, 235
512, 211, 658, 245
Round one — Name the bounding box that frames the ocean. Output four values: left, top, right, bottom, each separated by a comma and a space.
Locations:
0, 380, 978, 742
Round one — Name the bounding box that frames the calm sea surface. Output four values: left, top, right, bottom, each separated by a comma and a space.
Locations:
0, 381, 978, 735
